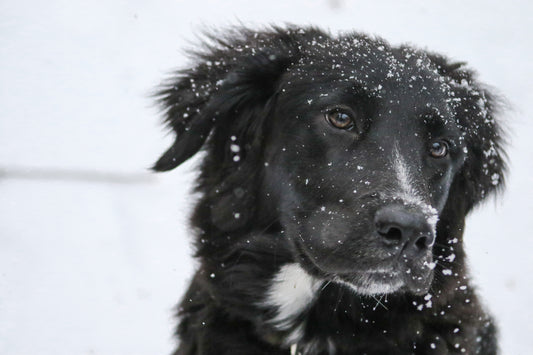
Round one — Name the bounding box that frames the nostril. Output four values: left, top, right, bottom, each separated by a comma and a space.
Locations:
387, 227, 403, 241
415, 235, 428, 249
378, 226, 403, 243
414, 233, 435, 249
375, 205, 435, 251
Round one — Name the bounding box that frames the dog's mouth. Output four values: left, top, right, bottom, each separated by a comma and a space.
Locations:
334, 264, 434, 296
334, 270, 404, 295
293, 239, 434, 296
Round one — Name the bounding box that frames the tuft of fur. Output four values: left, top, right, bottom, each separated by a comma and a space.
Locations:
154, 26, 506, 355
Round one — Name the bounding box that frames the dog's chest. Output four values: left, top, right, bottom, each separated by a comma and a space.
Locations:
261, 264, 321, 345
263, 263, 321, 331
262, 264, 353, 354
260, 263, 427, 354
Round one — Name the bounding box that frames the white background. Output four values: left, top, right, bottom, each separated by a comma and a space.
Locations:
1, 1, 531, 354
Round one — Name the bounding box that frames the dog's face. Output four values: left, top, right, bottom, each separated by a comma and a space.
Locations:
154, 28, 505, 298
263, 50, 467, 295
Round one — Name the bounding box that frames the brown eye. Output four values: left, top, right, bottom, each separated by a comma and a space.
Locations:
325, 108, 355, 130
429, 140, 449, 158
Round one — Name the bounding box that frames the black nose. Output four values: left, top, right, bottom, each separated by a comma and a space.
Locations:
374, 205, 435, 254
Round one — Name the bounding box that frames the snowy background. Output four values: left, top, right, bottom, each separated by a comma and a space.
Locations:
1, 0, 531, 354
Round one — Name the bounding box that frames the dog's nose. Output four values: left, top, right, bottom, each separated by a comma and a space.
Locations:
374, 205, 435, 254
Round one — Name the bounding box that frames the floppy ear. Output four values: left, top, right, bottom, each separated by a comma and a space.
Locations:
428, 54, 507, 214
152, 27, 304, 172
425, 55, 507, 287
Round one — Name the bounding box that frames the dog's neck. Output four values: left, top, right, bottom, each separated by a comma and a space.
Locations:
192, 189, 474, 352
259, 256, 473, 353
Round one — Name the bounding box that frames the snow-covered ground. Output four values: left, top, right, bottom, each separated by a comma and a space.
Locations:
1, 1, 531, 354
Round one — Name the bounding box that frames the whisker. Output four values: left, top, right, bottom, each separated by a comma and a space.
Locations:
333, 286, 345, 313
372, 294, 389, 311
321, 280, 332, 292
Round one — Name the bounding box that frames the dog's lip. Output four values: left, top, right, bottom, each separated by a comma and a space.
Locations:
335, 268, 432, 295
335, 269, 401, 283
293, 237, 396, 276
292, 239, 433, 294
292, 238, 329, 278
400, 264, 434, 295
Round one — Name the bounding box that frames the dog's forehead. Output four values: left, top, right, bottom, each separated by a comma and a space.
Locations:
288, 43, 455, 122
294, 37, 450, 103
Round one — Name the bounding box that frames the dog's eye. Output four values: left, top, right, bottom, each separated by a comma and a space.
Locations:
429, 140, 449, 158
325, 108, 355, 130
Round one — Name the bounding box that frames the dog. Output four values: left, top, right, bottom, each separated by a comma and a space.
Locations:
153, 26, 506, 355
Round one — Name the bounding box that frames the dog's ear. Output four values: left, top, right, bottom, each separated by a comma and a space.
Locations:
428, 54, 507, 213
152, 27, 304, 172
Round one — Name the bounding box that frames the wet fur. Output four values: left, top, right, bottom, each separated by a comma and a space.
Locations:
154, 26, 506, 354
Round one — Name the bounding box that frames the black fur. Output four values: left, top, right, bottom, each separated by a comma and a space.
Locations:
154, 26, 506, 355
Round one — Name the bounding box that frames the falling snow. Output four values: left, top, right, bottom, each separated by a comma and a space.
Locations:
1, 2, 531, 355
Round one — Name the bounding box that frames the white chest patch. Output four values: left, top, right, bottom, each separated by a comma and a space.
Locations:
263, 263, 321, 331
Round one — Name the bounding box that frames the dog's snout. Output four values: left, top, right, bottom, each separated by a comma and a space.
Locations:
374, 205, 435, 253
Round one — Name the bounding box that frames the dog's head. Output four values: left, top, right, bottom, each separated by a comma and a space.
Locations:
154, 27, 506, 296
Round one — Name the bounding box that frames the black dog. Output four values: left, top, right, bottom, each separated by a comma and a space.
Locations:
153, 26, 506, 355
